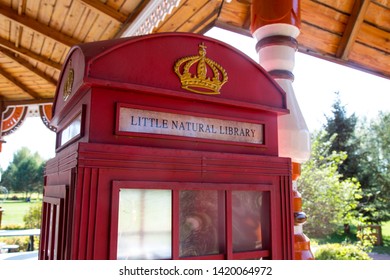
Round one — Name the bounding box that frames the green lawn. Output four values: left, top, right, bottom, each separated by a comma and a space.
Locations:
0, 197, 42, 251
382, 221, 390, 235
0, 200, 41, 228
372, 221, 390, 255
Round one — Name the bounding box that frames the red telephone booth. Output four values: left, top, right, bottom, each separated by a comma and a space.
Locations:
39, 33, 293, 260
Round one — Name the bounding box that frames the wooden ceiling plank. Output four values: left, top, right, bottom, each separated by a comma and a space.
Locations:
0, 66, 41, 99
30, 33, 47, 58
314, 0, 355, 14
0, 92, 29, 100
38, 0, 56, 26
117, 0, 144, 15
18, 0, 27, 15
155, 0, 216, 33
183, 1, 223, 33
0, 46, 57, 85
14, 25, 23, 48
154, 0, 194, 32
15, 0, 26, 49
0, 36, 62, 70
215, 21, 251, 37
79, 0, 128, 22
59, 1, 88, 38
365, 1, 390, 31
298, 44, 390, 80
40, 34, 59, 62
348, 42, 390, 77
0, 85, 20, 93
91, 20, 113, 41
301, 0, 349, 35
105, 0, 127, 11
25, 0, 41, 19
72, 8, 100, 42
49, 43, 69, 65
357, 23, 390, 53
191, 12, 219, 34
217, 0, 250, 30
85, 16, 118, 42
299, 22, 340, 55
371, 0, 390, 9
50, 0, 73, 32
176, 0, 222, 32
336, 0, 371, 60
0, 3, 81, 47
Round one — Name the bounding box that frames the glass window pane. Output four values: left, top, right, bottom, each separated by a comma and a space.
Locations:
232, 191, 268, 252
179, 190, 225, 257
60, 114, 81, 145
117, 189, 171, 260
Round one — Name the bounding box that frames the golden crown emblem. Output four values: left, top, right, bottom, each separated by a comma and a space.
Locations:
174, 43, 228, 95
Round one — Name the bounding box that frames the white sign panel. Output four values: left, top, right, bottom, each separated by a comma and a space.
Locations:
118, 107, 263, 144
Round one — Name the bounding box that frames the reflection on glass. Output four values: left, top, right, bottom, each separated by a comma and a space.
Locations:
232, 191, 264, 252
179, 190, 224, 257
60, 114, 81, 145
117, 189, 171, 260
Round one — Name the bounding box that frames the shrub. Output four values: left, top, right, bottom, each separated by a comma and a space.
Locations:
356, 226, 377, 252
23, 204, 42, 229
0, 236, 30, 252
314, 243, 371, 260
1, 224, 24, 230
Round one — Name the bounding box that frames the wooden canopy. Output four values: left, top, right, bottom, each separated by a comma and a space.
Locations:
0, 0, 389, 109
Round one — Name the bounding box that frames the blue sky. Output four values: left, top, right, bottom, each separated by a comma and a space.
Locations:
1, 27, 389, 171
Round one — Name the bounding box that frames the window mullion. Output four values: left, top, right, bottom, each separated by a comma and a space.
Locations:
225, 190, 233, 260
172, 189, 179, 260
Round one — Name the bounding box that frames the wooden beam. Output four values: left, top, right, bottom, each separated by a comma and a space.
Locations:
214, 21, 252, 37
79, 0, 127, 22
299, 45, 390, 80
0, 37, 62, 70
2, 98, 54, 107
0, 3, 81, 47
162, 0, 222, 33
186, 2, 222, 34
0, 67, 41, 99
0, 46, 58, 86
336, 0, 371, 60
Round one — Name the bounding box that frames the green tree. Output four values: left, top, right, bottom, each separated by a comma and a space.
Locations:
323, 92, 360, 179
355, 112, 390, 223
0, 147, 45, 198
300, 130, 362, 238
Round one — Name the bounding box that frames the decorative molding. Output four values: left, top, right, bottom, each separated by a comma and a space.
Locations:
268, 70, 295, 82
1, 106, 28, 136
121, 0, 181, 37
255, 35, 298, 53
39, 104, 57, 132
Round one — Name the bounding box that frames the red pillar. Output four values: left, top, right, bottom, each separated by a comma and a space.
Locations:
251, 0, 300, 30
250, 0, 314, 260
